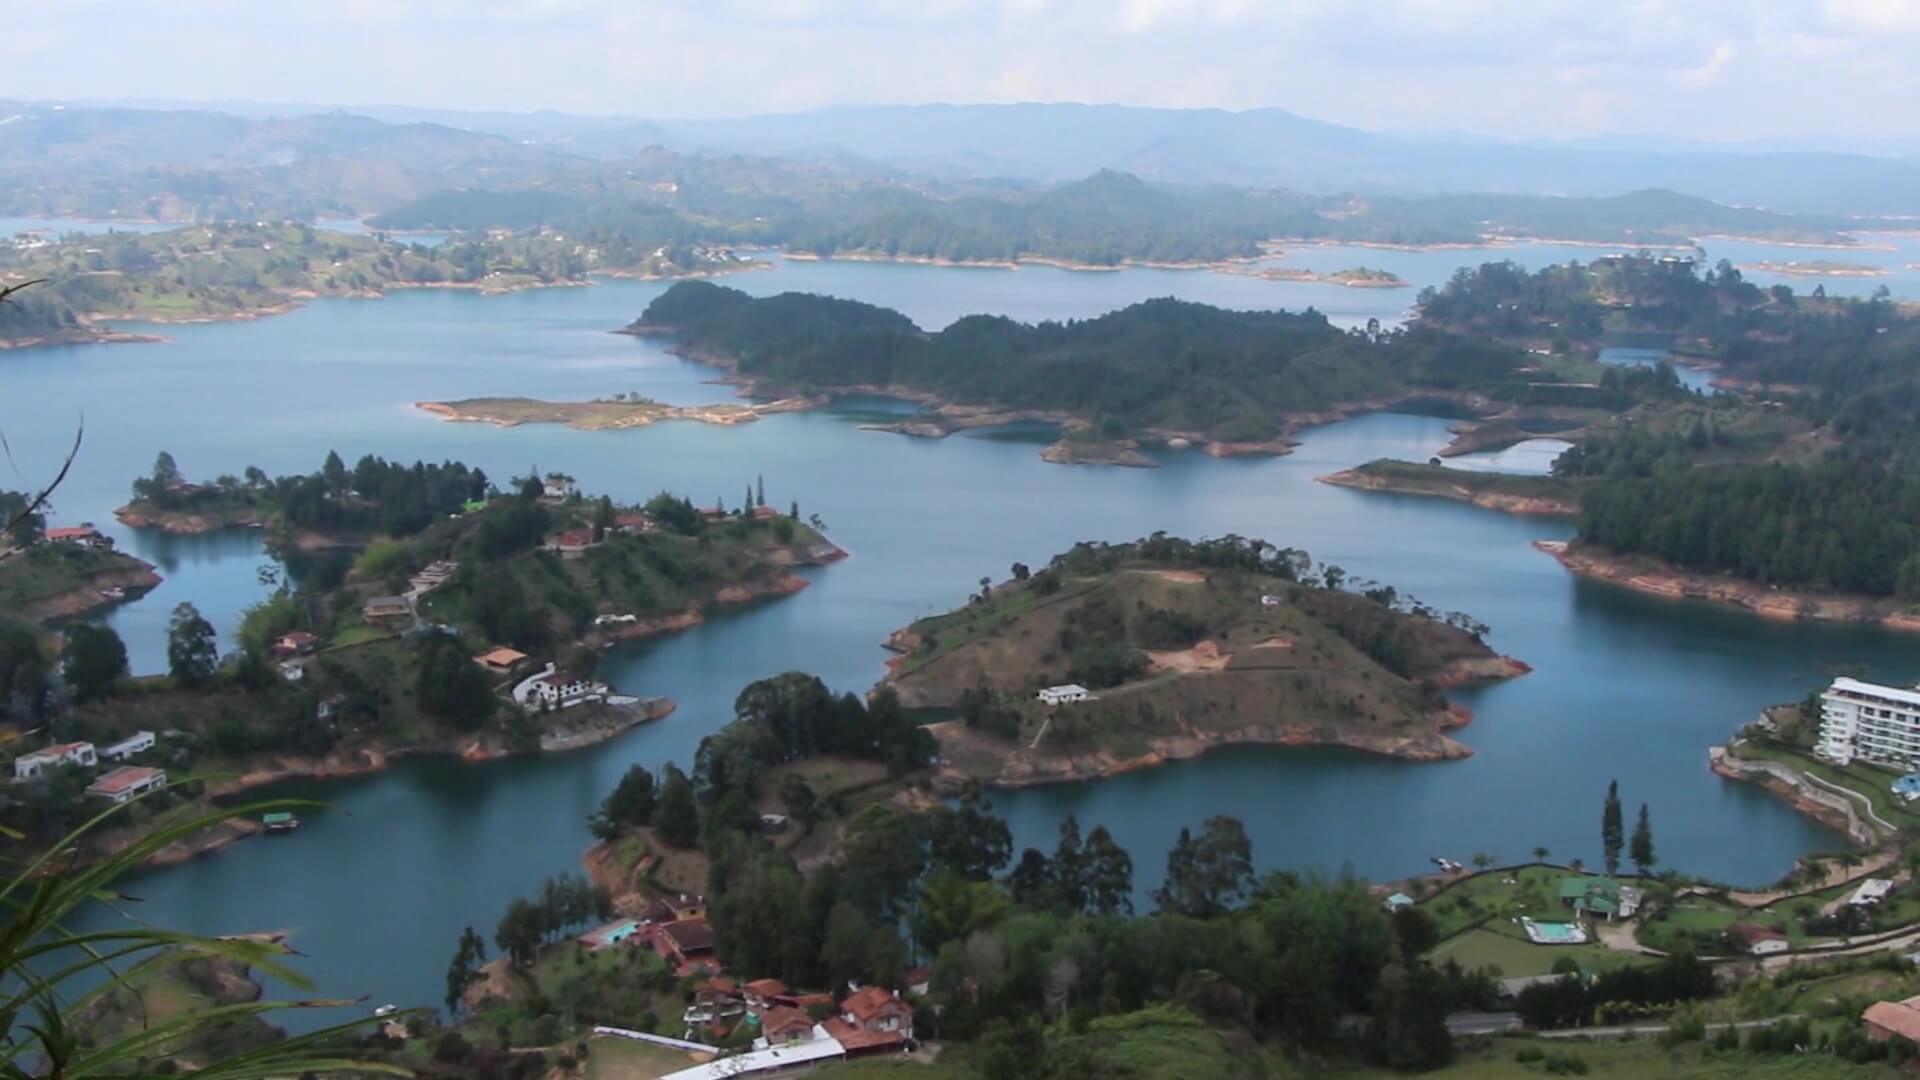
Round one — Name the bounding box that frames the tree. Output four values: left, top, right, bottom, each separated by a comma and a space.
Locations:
414, 635, 496, 729
789, 499, 799, 520
654, 763, 700, 848
322, 450, 349, 494
1153, 816, 1254, 919
779, 773, 819, 829
61, 622, 127, 704
1471, 852, 1493, 871
1005, 848, 1051, 908
589, 765, 658, 840
1602, 780, 1624, 877
0, 490, 44, 547
1010, 562, 1030, 581
1050, 814, 1086, 914
494, 898, 543, 967
166, 601, 218, 687
444, 925, 487, 1016
1082, 824, 1134, 916
1630, 803, 1657, 876
756, 474, 766, 508
151, 449, 181, 490
1533, 846, 1550, 864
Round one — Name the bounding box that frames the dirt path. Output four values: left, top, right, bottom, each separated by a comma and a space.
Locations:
1594, 919, 1666, 957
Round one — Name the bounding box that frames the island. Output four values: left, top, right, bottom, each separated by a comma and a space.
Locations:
1738, 260, 1889, 278
878, 536, 1526, 786
617, 279, 1600, 465
5, 455, 842, 869
414, 393, 818, 431
1221, 264, 1409, 288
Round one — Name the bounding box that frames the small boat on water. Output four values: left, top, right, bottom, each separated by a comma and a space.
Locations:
262, 812, 300, 833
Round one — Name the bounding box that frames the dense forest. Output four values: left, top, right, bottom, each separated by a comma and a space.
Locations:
130, 450, 490, 539
639, 281, 1534, 440
1576, 464, 1920, 598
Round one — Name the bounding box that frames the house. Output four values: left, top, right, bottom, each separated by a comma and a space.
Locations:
652, 919, 717, 969
903, 967, 932, 997
1851, 878, 1897, 907
822, 986, 914, 1054
545, 527, 599, 557
750, 505, 782, 521
593, 613, 639, 627
757, 1005, 816, 1047
758, 813, 788, 831
744, 978, 791, 1010
542, 474, 577, 501
1557, 877, 1640, 921
279, 660, 306, 683
666, 893, 708, 921
615, 512, 657, 535
530, 670, 604, 708
317, 694, 346, 723
100, 731, 156, 762
14, 741, 97, 780
45, 525, 113, 550
408, 561, 458, 593
1036, 684, 1091, 706
474, 647, 529, 674
1864, 994, 1920, 1042
363, 596, 412, 622
1382, 892, 1415, 912
1260, 594, 1284, 607
699, 505, 728, 521
86, 766, 167, 804
271, 631, 319, 658
1727, 923, 1790, 956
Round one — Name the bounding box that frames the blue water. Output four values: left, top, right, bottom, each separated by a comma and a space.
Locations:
14, 245, 1909, 1029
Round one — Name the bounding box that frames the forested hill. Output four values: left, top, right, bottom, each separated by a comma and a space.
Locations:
634, 280, 1535, 441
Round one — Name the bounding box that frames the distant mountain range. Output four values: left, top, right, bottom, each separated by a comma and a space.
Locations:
7, 99, 1918, 220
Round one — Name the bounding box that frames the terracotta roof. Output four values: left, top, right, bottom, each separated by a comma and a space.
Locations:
704, 977, 739, 995
841, 986, 908, 1023
760, 1005, 813, 1038
45, 526, 100, 540
38, 742, 94, 757
1865, 998, 1920, 1042
659, 919, 715, 954
823, 1017, 906, 1052
475, 647, 528, 666
86, 766, 163, 796
745, 978, 789, 999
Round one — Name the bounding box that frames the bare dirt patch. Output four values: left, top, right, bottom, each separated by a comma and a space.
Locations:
1146, 639, 1230, 674
1140, 568, 1208, 584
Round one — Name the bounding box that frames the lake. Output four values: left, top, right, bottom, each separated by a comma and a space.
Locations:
9, 239, 1912, 1028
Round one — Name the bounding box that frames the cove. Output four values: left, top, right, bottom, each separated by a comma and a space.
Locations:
8, 243, 1908, 1028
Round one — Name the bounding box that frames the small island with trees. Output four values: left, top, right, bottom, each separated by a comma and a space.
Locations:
879, 535, 1526, 786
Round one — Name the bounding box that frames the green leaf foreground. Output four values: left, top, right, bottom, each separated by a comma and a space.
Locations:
0, 783, 406, 1076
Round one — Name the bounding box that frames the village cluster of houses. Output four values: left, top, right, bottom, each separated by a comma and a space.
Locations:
10, 731, 166, 804
578, 891, 919, 1079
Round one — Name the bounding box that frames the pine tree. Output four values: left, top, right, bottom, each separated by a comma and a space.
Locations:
1601, 780, 1624, 877
1630, 803, 1657, 876
756, 474, 766, 507
655, 763, 700, 849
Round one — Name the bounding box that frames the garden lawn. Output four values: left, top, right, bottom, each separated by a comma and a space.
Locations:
1427, 926, 1642, 977
584, 1036, 707, 1080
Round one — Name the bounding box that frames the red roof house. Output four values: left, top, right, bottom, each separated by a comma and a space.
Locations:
823, 986, 913, 1054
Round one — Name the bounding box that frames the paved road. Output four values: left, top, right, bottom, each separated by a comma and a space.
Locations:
1446, 1012, 1521, 1036
1535, 1015, 1799, 1041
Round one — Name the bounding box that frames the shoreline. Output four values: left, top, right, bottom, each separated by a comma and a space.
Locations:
22, 557, 165, 622
1707, 745, 1881, 847
1317, 465, 1580, 517
1536, 540, 1920, 631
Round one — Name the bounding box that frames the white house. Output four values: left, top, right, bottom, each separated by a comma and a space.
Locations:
86, 765, 167, 804
1260, 594, 1285, 607
532, 670, 605, 708
14, 742, 97, 780
542, 474, 577, 500
1850, 878, 1897, 907
1817, 678, 1920, 767
100, 731, 156, 762
1729, 923, 1790, 956
1036, 684, 1091, 706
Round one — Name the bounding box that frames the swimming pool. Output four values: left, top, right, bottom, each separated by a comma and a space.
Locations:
1521, 918, 1588, 945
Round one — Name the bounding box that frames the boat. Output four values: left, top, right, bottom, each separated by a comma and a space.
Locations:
98, 586, 126, 600
262, 812, 300, 833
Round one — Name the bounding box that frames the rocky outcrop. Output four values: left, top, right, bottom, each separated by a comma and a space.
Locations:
1318, 467, 1579, 517
1040, 439, 1158, 468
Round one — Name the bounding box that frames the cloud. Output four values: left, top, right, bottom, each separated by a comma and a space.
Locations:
0, 0, 1913, 140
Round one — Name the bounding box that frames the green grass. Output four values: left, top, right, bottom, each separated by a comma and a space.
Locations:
1731, 741, 1920, 830
1350, 1039, 1907, 1079
324, 624, 393, 649
1428, 926, 1644, 977
584, 1036, 706, 1080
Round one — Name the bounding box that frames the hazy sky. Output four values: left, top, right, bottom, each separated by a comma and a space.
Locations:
3, 0, 1918, 139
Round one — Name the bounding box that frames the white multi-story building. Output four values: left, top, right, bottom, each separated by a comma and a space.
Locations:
1816, 677, 1920, 767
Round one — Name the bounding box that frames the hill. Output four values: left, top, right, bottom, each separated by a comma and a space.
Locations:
628, 280, 1567, 453
880, 536, 1525, 786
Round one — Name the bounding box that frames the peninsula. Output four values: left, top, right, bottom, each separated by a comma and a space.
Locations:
880, 535, 1525, 787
